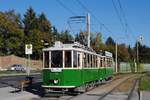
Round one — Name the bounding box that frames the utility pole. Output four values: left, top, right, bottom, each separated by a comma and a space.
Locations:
115, 41, 118, 73
136, 40, 138, 72
87, 13, 90, 47
136, 35, 143, 72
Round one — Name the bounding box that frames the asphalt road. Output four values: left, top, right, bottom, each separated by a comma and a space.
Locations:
0, 74, 44, 97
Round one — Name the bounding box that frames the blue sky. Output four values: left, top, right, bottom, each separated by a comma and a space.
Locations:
0, 0, 150, 47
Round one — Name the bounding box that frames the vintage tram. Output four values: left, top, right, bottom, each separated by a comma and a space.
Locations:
42, 41, 114, 92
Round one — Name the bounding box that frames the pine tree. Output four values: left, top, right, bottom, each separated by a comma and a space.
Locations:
23, 7, 37, 36
105, 36, 115, 46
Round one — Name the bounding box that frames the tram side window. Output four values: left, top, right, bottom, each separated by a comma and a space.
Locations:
108, 58, 112, 67
65, 51, 71, 68
78, 53, 80, 67
84, 53, 88, 68
51, 51, 62, 68
94, 56, 96, 68
73, 51, 77, 68
96, 56, 98, 68
82, 53, 85, 67
110, 58, 113, 67
91, 55, 93, 67
109, 59, 111, 67
44, 51, 49, 68
100, 58, 103, 67
87, 54, 90, 67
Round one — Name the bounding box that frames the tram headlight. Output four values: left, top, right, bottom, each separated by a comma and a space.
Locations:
54, 80, 59, 84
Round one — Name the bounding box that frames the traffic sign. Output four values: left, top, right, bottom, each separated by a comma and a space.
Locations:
25, 44, 32, 54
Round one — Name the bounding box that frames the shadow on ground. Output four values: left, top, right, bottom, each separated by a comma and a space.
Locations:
24, 82, 45, 97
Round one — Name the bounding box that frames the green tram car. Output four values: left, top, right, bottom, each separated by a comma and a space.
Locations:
42, 41, 114, 92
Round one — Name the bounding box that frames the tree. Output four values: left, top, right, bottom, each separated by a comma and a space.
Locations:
118, 44, 130, 62
52, 26, 60, 41
105, 36, 115, 46
38, 12, 52, 33
75, 31, 87, 46
0, 10, 24, 55
23, 7, 37, 36
37, 12, 53, 45
23, 8, 54, 59
128, 45, 135, 61
60, 30, 74, 43
91, 33, 102, 52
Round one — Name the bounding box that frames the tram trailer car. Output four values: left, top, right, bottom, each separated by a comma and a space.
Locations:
42, 41, 114, 92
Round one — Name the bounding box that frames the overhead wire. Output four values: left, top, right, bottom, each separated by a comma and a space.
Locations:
76, 0, 113, 34
111, 0, 126, 32
56, 0, 76, 15
117, 0, 136, 39
56, 0, 82, 35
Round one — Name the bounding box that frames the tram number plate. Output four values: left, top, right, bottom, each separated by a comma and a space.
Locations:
51, 68, 62, 72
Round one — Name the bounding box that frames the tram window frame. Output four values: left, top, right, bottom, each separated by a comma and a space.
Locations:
64, 50, 72, 68
44, 51, 49, 68
51, 50, 63, 68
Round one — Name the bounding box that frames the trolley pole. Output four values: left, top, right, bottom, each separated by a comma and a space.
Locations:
115, 41, 118, 73
87, 13, 90, 47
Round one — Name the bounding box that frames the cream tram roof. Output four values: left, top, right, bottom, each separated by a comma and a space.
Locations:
43, 41, 112, 58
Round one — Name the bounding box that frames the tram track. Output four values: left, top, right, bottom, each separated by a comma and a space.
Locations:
97, 75, 141, 100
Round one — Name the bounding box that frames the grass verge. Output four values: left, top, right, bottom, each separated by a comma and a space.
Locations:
139, 75, 150, 91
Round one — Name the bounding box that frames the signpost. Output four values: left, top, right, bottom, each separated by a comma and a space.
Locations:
25, 44, 32, 76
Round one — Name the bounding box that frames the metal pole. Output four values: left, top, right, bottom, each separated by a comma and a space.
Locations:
87, 13, 90, 47
136, 41, 139, 72
115, 41, 118, 73
27, 54, 30, 76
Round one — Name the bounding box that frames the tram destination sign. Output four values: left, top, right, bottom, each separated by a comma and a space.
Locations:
25, 44, 32, 54
51, 68, 62, 72
105, 51, 112, 57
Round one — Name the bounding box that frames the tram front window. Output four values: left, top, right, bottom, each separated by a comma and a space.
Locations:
51, 51, 62, 68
